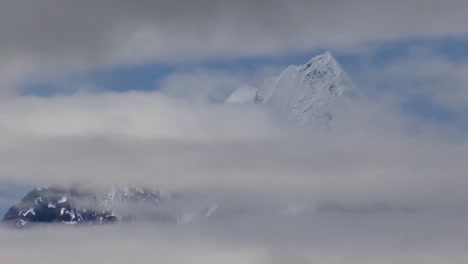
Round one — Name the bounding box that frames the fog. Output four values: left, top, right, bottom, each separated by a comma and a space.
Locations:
0, 89, 467, 263
0, 91, 466, 205
1, 211, 468, 264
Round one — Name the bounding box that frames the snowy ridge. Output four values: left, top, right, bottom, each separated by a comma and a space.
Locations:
226, 51, 363, 126
225, 84, 258, 104
1, 185, 167, 228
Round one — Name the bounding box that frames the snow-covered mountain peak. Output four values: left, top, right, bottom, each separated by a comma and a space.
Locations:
226, 51, 363, 126
303, 50, 334, 68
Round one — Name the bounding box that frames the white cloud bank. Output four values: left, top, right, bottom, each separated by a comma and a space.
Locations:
0, 90, 467, 209
1, 211, 468, 264
0, 86, 467, 263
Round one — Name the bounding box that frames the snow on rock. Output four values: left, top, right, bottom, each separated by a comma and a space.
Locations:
1, 185, 167, 228
57, 196, 67, 204
23, 208, 35, 217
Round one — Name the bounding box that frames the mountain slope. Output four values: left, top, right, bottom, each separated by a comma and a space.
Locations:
1, 185, 167, 228
226, 51, 363, 126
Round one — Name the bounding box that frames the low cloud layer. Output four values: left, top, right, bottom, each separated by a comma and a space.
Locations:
1, 211, 468, 264
1, 87, 467, 263
0, 91, 467, 210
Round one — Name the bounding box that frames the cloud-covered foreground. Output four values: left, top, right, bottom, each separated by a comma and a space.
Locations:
1, 90, 468, 262
1, 210, 468, 264
0, 91, 467, 208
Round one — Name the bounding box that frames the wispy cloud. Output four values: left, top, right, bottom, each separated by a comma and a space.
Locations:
1, 0, 468, 93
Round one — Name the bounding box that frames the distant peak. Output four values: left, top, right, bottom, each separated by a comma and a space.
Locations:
299, 51, 340, 73
225, 50, 363, 126
306, 51, 336, 65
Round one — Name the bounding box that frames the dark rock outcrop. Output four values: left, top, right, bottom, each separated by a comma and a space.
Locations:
2, 185, 166, 228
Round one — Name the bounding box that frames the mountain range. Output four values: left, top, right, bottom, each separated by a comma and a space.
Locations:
2, 51, 365, 228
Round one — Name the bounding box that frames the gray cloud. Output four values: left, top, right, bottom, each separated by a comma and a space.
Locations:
1, 79, 467, 263
380, 56, 468, 111
1, 2, 468, 262
1, 0, 468, 91
158, 69, 245, 103
1, 210, 468, 264
347, 45, 468, 129
0, 91, 467, 210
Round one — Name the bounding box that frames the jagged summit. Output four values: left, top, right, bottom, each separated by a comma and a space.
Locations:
226, 51, 363, 126
304, 50, 333, 65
